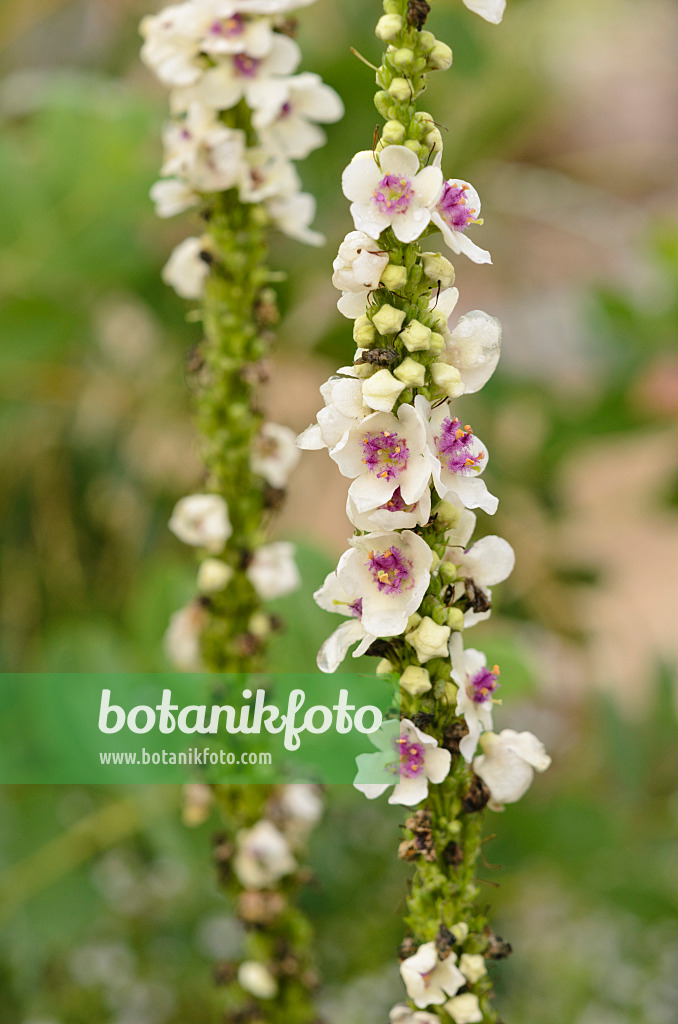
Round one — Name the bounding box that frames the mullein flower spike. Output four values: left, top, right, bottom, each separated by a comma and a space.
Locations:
299, 1, 549, 1021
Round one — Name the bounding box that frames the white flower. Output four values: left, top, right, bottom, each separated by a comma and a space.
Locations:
164, 601, 206, 671
251, 422, 301, 488
171, 33, 301, 112
431, 179, 491, 264
195, 0, 317, 13
247, 541, 300, 599
140, 3, 212, 87
150, 178, 199, 218
347, 485, 431, 532
388, 1005, 439, 1024
250, 72, 344, 159
330, 403, 431, 515
162, 105, 246, 192
342, 146, 443, 243
354, 719, 451, 807
417, 395, 498, 515
233, 819, 296, 888
238, 961, 277, 999
314, 568, 376, 672
361, 368, 406, 413
162, 236, 211, 299
459, 953, 487, 984
198, 5, 276, 59
277, 784, 323, 833
266, 190, 324, 246
332, 530, 432, 638
406, 615, 451, 663
399, 942, 465, 1007
297, 369, 370, 453
451, 633, 499, 762
462, 0, 506, 25
473, 729, 551, 811
439, 310, 501, 394
444, 992, 483, 1024
169, 493, 232, 552
444, 512, 515, 626
332, 230, 389, 318
238, 148, 300, 203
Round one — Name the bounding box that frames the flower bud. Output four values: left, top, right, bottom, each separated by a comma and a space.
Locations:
394, 356, 426, 388
400, 319, 432, 352
374, 90, 392, 117
423, 124, 443, 153
459, 953, 487, 984
353, 314, 376, 346
406, 612, 422, 631
418, 30, 436, 52
432, 606, 448, 626
438, 561, 458, 586
411, 111, 434, 139
393, 47, 415, 69
429, 331, 445, 355
381, 119, 406, 144
421, 251, 456, 288
404, 139, 426, 161
381, 264, 408, 290
431, 361, 464, 398
406, 616, 451, 663
388, 77, 412, 102
372, 303, 407, 334
427, 41, 453, 71
197, 558, 234, 593
375, 13, 403, 40
249, 612, 271, 639
433, 500, 461, 530
446, 607, 465, 631
376, 658, 394, 675
450, 922, 469, 944
361, 368, 406, 412
399, 666, 432, 696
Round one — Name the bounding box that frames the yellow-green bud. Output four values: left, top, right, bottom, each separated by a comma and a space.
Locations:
381, 264, 408, 290
450, 922, 469, 944
447, 607, 465, 631
376, 658, 394, 675
421, 251, 456, 288
197, 558, 234, 593
429, 332, 445, 355
434, 500, 461, 529
374, 90, 392, 117
418, 30, 436, 52
428, 41, 453, 71
438, 561, 457, 586
405, 139, 426, 161
443, 681, 458, 703
372, 303, 406, 334
399, 666, 432, 696
381, 119, 406, 145
375, 13, 403, 40
361, 368, 406, 412
353, 358, 375, 378
394, 356, 426, 387
353, 314, 376, 346
406, 616, 451, 663
393, 47, 414, 69
388, 77, 412, 102
400, 319, 432, 352
406, 612, 422, 632
249, 612, 271, 639
431, 361, 464, 398
423, 125, 443, 153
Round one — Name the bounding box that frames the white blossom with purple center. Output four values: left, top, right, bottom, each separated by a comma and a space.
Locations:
431, 178, 491, 265
342, 146, 443, 244
250, 71, 344, 159
162, 103, 246, 192
313, 566, 376, 673
399, 940, 466, 1007
333, 530, 432, 638
330, 402, 431, 514
346, 485, 431, 532
450, 632, 501, 761
416, 395, 498, 515
354, 718, 451, 807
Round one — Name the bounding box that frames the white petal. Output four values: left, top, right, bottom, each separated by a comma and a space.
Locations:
463, 0, 506, 24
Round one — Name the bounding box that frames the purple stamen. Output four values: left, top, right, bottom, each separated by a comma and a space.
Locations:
280, 101, 293, 118
349, 598, 363, 619
438, 181, 476, 232
379, 487, 410, 513
362, 430, 409, 481
210, 14, 244, 36
395, 736, 426, 778
373, 173, 414, 216
366, 545, 412, 594
469, 665, 500, 704
435, 418, 484, 475
233, 53, 260, 77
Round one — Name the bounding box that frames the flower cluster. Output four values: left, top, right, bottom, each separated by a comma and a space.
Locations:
184, 784, 324, 1015
299, 1, 548, 1021
142, 0, 342, 671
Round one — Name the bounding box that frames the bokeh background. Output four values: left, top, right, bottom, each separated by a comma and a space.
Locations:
1, 0, 677, 1021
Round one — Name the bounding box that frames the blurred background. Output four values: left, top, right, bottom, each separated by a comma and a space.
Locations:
0, 0, 677, 1021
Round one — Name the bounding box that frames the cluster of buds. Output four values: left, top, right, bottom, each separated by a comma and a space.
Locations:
299, 1, 549, 1021
141, 0, 343, 671
186, 783, 324, 1022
